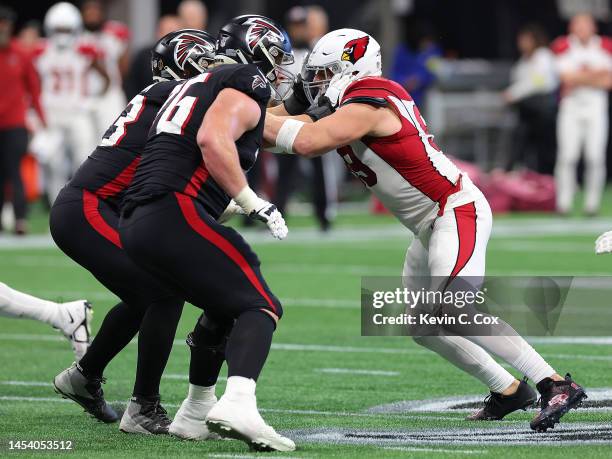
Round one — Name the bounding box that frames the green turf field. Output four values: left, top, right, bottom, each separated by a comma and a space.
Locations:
0, 203, 611, 458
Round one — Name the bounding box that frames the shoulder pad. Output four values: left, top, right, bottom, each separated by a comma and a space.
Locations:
551, 36, 570, 55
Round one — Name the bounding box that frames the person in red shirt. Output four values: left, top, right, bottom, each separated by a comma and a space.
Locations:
0, 5, 45, 235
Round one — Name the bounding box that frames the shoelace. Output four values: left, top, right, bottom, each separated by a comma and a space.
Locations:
482, 393, 502, 413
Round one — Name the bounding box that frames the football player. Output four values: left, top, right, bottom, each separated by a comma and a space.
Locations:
118, 15, 294, 451
33, 2, 108, 203
0, 282, 90, 359
264, 28, 586, 432
52, 30, 221, 433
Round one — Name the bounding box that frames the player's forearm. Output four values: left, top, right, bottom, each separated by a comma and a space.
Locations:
199, 135, 248, 198
264, 113, 329, 158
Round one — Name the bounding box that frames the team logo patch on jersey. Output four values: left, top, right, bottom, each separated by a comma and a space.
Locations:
342, 36, 370, 64
252, 74, 268, 90
171, 32, 214, 70
244, 17, 283, 51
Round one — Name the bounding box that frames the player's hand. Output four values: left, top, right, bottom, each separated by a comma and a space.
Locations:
234, 187, 288, 240
324, 74, 353, 108
595, 230, 612, 254
305, 95, 335, 121
217, 199, 245, 224
250, 201, 288, 240
283, 74, 310, 115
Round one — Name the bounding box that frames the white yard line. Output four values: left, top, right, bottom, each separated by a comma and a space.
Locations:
315, 368, 399, 376
383, 446, 487, 454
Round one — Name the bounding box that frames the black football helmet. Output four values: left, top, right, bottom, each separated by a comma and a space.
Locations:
215, 15, 295, 99
151, 29, 216, 81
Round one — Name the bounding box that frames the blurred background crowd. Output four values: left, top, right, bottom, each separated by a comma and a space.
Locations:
0, 0, 611, 235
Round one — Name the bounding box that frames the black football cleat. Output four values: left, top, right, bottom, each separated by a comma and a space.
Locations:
119, 396, 172, 435
467, 379, 537, 421
530, 373, 587, 432
53, 363, 120, 423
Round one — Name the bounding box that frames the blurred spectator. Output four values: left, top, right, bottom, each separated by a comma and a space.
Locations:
124, 15, 183, 99
391, 22, 442, 108
0, 5, 45, 235
16, 20, 41, 54
80, 0, 130, 136
32, 2, 107, 204
552, 13, 612, 216
503, 24, 558, 174
272, 5, 337, 231
178, 0, 207, 30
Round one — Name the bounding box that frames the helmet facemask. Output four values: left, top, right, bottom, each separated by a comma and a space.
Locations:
302, 60, 348, 105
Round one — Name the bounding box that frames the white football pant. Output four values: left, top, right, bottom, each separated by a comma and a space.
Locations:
403, 197, 555, 392
555, 99, 609, 214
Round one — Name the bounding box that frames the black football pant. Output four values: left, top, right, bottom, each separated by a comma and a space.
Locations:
120, 192, 282, 381
50, 185, 185, 397
0, 127, 29, 221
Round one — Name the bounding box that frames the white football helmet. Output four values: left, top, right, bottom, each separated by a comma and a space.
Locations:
44, 2, 82, 49
302, 28, 382, 104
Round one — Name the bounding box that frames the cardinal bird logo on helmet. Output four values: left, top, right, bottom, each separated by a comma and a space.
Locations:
171, 32, 213, 69
244, 17, 283, 52
342, 36, 370, 64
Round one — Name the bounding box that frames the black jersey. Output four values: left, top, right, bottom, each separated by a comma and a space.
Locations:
123, 64, 271, 219
69, 80, 180, 201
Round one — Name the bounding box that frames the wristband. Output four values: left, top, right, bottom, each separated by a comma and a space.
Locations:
276, 119, 305, 155
233, 186, 260, 214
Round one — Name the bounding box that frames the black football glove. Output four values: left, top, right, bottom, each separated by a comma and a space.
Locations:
305, 95, 336, 121
282, 74, 311, 115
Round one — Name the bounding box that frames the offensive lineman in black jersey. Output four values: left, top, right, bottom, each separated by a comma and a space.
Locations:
119, 15, 295, 451
51, 30, 223, 433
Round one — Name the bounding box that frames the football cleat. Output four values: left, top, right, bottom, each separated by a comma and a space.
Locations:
57, 300, 92, 361
53, 363, 119, 423
530, 373, 587, 432
206, 395, 295, 452
120, 396, 172, 435
169, 397, 219, 440
466, 379, 537, 421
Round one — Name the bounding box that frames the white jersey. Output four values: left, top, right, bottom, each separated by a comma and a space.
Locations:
338, 76, 482, 235
81, 21, 130, 95
552, 34, 612, 108
34, 39, 100, 113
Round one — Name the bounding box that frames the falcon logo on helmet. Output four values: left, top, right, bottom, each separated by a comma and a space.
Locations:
244, 17, 284, 52
342, 36, 370, 64
171, 32, 215, 70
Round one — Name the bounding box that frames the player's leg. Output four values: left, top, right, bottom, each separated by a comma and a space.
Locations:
582, 104, 608, 215
67, 114, 97, 171
1, 127, 29, 233
120, 193, 294, 451
554, 106, 584, 214
0, 281, 91, 359
170, 312, 233, 440
403, 229, 521, 417
50, 186, 184, 429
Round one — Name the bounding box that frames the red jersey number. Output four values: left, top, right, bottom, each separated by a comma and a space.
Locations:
338, 145, 377, 187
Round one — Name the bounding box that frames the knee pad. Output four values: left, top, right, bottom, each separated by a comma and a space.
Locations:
187, 312, 234, 353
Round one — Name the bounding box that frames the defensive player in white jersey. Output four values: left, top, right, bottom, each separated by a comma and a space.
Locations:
552, 13, 612, 216
0, 281, 91, 359
32, 2, 109, 202
264, 28, 586, 431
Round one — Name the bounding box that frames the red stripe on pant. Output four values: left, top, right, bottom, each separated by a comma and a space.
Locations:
82, 189, 123, 249
449, 202, 477, 278
174, 192, 277, 314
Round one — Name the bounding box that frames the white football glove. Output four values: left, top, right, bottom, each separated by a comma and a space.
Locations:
234, 187, 288, 240
323, 74, 353, 108
217, 199, 245, 224
595, 230, 612, 254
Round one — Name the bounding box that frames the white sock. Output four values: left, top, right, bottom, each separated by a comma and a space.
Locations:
223, 376, 256, 399
414, 333, 516, 393
468, 329, 555, 384
0, 282, 63, 328
187, 383, 216, 403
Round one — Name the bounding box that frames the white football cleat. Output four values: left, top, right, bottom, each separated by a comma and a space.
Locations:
595, 230, 612, 254
169, 397, 219, 440
57, 301, 92, 360
205, 394, 295, 452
